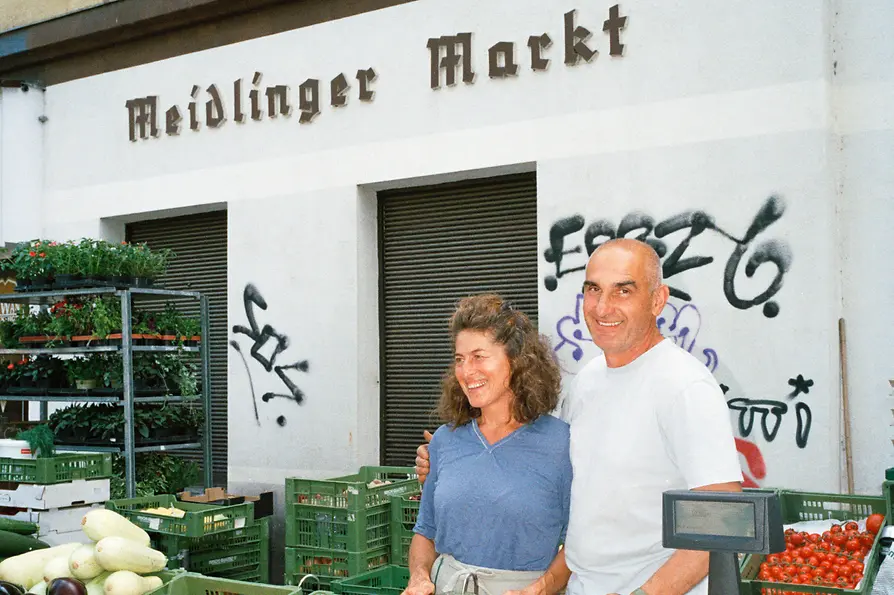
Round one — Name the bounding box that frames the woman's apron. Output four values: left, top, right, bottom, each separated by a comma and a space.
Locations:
431, 554, 544, 595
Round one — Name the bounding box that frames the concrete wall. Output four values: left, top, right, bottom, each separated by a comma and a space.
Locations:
0, 0, 105, 32
18, 0, 892, 499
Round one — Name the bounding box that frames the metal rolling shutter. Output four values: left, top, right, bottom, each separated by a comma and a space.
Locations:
379, 173, 538, 465
126, 211, 228, 484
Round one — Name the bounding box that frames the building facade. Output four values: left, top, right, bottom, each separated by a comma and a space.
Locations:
0, 0, 891, 513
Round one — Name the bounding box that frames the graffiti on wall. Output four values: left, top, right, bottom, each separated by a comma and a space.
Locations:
723, 375, 814, 450
229, 283, 310, 427
543, 195, 792, 318
555, 294, 719, 370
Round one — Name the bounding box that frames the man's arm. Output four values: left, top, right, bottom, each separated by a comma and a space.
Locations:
505, 548, 571, 595
401, 534, 438, 595
632, 481, 742, 595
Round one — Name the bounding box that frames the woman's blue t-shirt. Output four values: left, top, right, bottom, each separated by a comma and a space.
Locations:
413, 414, 572, 571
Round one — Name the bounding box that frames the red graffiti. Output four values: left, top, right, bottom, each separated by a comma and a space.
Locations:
735, 437, 766, 488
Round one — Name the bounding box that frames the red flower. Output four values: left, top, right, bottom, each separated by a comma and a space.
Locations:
50, 242, 58, 246
28, 251, 36, 257
38, 252, 45, 258
6, 364, 13, 370
121, 241, 127, 245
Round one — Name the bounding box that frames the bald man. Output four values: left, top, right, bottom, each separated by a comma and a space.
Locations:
416, 239, 742, 595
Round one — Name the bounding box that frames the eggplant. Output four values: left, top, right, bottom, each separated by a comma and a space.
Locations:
0, 580, 25, 595
47, 579, 85, 595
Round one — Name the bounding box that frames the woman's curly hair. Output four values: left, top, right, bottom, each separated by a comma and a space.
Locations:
438, 294, 562, 426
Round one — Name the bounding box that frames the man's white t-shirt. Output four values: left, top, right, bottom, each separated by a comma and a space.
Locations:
559, 339, 742, 595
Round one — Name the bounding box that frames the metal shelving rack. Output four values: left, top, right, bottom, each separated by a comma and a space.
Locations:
0, 286, 212, 497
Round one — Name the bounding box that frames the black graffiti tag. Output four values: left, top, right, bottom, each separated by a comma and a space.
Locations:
230, 283, 309, 427
543, 196, 793, 317
725, 375, 813, 449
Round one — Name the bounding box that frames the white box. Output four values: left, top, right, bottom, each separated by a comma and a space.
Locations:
0, 479, 109, 510
5, 504, 102, 536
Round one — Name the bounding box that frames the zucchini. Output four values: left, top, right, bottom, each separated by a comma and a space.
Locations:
0, 518, 38, 536
0, 531, 49, 557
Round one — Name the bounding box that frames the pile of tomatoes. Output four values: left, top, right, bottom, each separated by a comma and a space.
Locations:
755, 513, 884, 592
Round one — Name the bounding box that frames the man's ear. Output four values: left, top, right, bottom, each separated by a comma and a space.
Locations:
651, 284, 670, 316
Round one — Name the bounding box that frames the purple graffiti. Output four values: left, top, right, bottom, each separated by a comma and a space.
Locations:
554, 294, 589, 362
554, 294, 719, 371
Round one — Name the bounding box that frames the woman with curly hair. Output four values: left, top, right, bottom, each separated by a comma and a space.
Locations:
403, 294, 572, 595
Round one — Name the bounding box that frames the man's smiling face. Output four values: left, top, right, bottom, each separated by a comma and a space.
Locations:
582, 241, 668, 367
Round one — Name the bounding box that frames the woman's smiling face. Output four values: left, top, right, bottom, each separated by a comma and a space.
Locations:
453, 329, 513, 412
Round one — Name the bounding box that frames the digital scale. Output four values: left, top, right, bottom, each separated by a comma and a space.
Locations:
662, 490, 784, 595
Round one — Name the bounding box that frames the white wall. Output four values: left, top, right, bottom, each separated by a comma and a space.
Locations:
0, 84, 45, 246
833, 0, 894, 493
17, 0, 889, 493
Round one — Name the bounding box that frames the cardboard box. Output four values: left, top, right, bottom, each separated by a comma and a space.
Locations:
178, 487, 273, 519
3, 503, 103, 536
0, 479, 110, 510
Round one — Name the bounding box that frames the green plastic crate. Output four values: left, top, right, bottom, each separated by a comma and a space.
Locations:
286, 501, 394, 551
189, 543, 268, 576
285, 546, 390, 584
0, 452, 112, 484
331, 566, 410, 595
107, 494, 254, 538
739, 490, 886, 595
216, 565, 270, 585
154, 517, 269, 566
884, 480, 894, 523
286, 467, 417, 510
388, 490, 420, 567
147, 572, 300, 595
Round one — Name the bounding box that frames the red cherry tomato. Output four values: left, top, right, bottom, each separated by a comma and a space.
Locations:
844, 521, 859, 532
867, 513, 885, 535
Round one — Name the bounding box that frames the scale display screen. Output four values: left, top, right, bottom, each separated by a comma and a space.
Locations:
674, 500, 756, 538
662, 490, 783, 554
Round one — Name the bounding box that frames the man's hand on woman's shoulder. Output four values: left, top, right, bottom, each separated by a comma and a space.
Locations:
415, 430, 433, 484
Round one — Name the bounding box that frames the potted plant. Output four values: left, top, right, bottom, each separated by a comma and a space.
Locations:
48, 241, 83, 288
13, 306, 52, 345
177, 316, 201, 346
48, 404, 96, 444
0, 318, 18, 348
110, 242, 131, 287
90, 297, 120, 342
131, 310, 158, 344
11, 241, 53, 291
16, 356, 65, 393
121, 243, 174, 287
109, 453, 201, 499
65, 355, 105, 390
0, 360, 19, 392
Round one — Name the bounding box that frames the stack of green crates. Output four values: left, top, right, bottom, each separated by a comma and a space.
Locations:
388, 490, 420, 567
153, 517, 270, 582
284, 466, 417, 591
0, 452, 112, 483
107, 494, 268, 582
